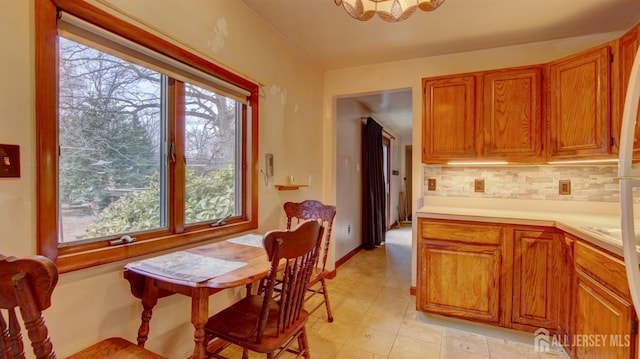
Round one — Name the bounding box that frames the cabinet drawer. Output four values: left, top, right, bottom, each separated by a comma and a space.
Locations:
575, 240, 631, 300
419, 219, 502, 245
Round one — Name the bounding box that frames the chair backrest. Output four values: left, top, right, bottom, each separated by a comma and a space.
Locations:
257, 220, 323, 342
283, 200, 336, 272
0, 254, 59, 359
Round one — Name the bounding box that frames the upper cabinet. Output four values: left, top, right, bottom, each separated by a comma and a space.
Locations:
422, 66, 543, 164
422, 74, 476, 163
548, 44, 612, 160
422, 22, 640, 164
482, 67, 543, 162
616, 23, 640, 158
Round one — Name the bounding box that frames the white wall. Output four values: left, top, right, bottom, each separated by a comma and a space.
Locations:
335, 98, 363, 258
334, 95, 411, 260
0, 1, 325, 357
324, 30, 623, 289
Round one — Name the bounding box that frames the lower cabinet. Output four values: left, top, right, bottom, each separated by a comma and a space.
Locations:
573, 270, 635, 359
417, 219, 504, 324
572, 240, 637, 359
417, 218, 638, 359
419, 240, 502, 323
510, 228, 562, 331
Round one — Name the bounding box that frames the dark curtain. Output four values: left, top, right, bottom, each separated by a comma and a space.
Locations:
362, 117, 386, 249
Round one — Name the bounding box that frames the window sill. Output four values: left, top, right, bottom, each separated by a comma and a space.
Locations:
275, 184, 309, 191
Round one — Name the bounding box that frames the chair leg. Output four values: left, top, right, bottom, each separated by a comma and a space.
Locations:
242, 348, 249, 359
256, 278, 266, 295
319, 278, 333, 322
299, 327, 311, 359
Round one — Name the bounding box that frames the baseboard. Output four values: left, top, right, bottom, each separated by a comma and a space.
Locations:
328, 245, 363, 279
410, 286, 416, 296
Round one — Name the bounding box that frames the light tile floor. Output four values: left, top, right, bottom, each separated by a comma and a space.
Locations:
221, 224, 569, 358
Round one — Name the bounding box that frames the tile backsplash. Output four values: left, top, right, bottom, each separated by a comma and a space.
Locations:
423, 165, 620, 202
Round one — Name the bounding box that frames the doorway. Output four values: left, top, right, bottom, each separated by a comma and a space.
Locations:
334, 89, 412, 260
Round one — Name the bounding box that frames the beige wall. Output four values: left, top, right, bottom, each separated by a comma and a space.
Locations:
0, 0, 629, 356
0, 1, 324, 357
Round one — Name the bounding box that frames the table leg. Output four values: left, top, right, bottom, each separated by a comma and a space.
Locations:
137, 277, 159, 347
191, 288, 209, 359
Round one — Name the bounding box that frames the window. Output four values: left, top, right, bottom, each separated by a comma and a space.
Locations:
36, 0, 258, 272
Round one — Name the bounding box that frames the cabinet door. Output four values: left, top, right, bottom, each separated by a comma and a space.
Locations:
574, 270, 636, 359
616, 24, 640, 157
422, 74, 476, 163
549, 44, 611, 159
482, 67, 543, 162
419, 241, 501, 324
511, 229, 560, 330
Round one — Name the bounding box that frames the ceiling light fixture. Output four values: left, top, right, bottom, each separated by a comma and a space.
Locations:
334, 0, 445, 22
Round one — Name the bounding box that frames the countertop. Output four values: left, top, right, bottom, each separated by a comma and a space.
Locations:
416, 196, 637, 257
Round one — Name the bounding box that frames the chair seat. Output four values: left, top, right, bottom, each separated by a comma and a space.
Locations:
205, 294, 309, 354
66, 337, 166, 359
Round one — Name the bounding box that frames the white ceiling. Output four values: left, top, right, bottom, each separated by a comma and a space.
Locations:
241, 0, 640, 138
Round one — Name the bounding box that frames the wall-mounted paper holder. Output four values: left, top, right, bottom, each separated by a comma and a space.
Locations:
0, 144, 20, 178
261, 153, 274, 185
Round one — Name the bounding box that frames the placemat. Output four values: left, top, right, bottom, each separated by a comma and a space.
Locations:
127, 251, 247, 282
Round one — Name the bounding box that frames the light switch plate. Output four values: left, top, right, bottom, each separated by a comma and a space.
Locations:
0, 144, 20, 178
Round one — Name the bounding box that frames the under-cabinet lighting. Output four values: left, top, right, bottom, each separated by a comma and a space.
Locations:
447, 161, 509, 166
547, 159, 619, 165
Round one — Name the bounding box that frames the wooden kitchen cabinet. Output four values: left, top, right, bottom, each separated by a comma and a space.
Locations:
422, 74, 477, 163
420, 23, 640, 163
422, 66, 544, 164
417, 219, 504, 324
548, 44, 612, 159
417, 218, 640, 359
509, 227, 561, 331
574, 271, 635, 359
482, 67, 543, 162
615, 23, 640, 157
572, 240, 637, 359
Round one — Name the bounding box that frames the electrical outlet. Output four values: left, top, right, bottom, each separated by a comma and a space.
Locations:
559, 180, 571, 195
474, 179, 485, 193
428, 178, 436, 191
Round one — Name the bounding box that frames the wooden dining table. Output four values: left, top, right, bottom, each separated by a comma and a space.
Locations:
123, 234, 268, 359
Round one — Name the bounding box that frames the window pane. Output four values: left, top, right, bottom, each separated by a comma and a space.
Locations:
184, 83, 239, 225
58, 37, 165, 243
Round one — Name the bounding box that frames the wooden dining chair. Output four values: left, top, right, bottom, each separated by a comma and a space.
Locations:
0, 254, 166, 359
204, 220, 323, 359
283, 200, 336, 322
